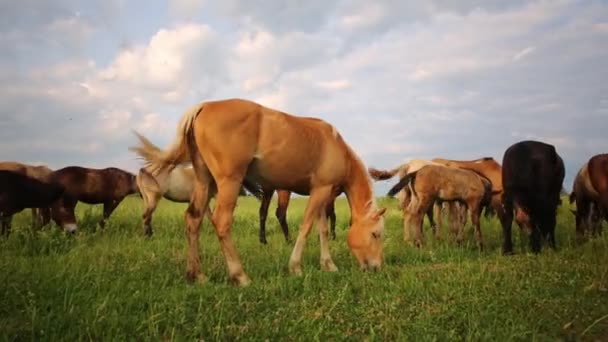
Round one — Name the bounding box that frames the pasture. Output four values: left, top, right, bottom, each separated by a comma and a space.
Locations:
1, 195, 607, 341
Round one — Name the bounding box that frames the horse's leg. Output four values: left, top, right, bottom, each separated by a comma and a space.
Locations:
38, 207, 51, 229
142, 193, 161, 237
258, 188, 273, 244
184, 180, 212, 284
1, 215, 11, 236
212, 177, 250, 286
403, 190, 415, 243
100, 197, 123, 229
276, 190, 291, 243
413, 196, 432, 248
314, 187, 337, 271
575, 197, 590, 242
30, 208, 40, 230
426, 202, 437, 240
433, 202, 442, 239
470, 201, 483, 250
289, 186, 330, 275
327, 199, 337, 240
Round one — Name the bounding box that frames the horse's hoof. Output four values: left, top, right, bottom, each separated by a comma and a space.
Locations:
186, 271, 207, 284
259, 238, 268, 245
289, 263, 303, 276
231, 273, 251, 287
321, 259, 338, 272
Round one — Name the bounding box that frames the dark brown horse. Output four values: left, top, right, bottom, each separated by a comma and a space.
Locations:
0, 170, 65, 236
0, 161, 54, 230
50, 166, 139, 232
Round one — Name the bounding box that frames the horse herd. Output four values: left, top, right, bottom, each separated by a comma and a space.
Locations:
1, 98, 606, 286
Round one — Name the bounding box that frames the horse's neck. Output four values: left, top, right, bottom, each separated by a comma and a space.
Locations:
344, 156, 375, 220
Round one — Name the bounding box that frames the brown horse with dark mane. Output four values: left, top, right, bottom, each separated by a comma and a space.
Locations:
50, 166, 139, 232
132, 98, 386, 286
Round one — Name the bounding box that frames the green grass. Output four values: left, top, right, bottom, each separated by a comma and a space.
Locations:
1, 196, 607, 341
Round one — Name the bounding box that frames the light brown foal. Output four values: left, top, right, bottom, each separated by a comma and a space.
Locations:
133, 98, 386, 286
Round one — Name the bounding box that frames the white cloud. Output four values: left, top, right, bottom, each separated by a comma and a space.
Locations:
99, 24, 219, 91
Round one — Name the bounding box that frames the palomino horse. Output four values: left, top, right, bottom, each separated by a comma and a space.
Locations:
387, 165, 492, 248
130, 132, 337, 242
0, 161, 54, 230
132, 98, 386, 286
0, 170, 65, 236
50, 166, 139, 232
259, 188, 344, 244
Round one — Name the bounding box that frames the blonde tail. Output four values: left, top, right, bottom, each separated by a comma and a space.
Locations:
129, 101, 205, 175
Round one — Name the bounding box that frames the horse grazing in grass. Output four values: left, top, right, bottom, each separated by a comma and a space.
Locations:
131, 98, 386, 286
50, 166, 139, 233
501, 140, 565, 254
0, 170, 65, 236
570, 160, 604, 240
0, 161, 54, 230
387, 164, 492, 248
130, 132, 339, 243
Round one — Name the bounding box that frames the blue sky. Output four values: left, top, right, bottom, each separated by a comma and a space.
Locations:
1, 0, 607, 194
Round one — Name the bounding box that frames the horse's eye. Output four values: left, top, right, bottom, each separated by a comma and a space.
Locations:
371, 231, 381, 239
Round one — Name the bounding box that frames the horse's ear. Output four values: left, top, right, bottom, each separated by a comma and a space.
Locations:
373, 208, 387, 220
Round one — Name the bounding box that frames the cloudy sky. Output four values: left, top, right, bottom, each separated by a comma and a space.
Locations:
1, 0, 607, 194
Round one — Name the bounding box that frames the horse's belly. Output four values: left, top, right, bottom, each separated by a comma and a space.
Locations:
164, 186, 192, 202
247, 160, 312, 195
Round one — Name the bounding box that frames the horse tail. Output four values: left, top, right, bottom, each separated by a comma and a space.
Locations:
387, 172, 416, 197
130, 102, 204, 175
368, 166, 401, 181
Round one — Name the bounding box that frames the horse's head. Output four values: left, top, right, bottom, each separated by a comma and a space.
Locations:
347, 205, 386, 271
514, 203, 533, 235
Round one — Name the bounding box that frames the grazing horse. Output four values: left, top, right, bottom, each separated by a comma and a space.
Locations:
131, 98, 386, 286
0, 170, 65, 236
50, 166, 139, 232
0, 161, 54, 230
570, 160, 603, 240
130, 132, 337, 242
386, 165, 492, 248
501, 140, 565, 254
431, 157, 503, 221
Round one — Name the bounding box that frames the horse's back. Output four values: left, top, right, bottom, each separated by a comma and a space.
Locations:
195, 99, 349, 192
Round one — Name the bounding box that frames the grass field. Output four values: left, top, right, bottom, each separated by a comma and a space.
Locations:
1, 195, 607, 341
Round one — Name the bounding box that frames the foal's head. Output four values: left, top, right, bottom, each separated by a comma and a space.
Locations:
347, 204, 386, 271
